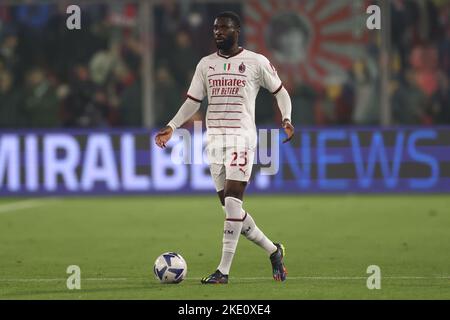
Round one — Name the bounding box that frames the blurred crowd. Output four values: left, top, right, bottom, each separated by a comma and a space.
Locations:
388, 0, 450, 125
0, 2, 142, 128
0, 0, 449, 129
277, 0, 450, 126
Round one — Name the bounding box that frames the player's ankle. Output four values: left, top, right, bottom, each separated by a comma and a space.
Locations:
217, 268, 228, 276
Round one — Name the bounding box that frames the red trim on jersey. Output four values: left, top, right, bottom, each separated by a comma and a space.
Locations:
208, 133, 241, 136
209, 103, 242, 106
187, 94, 202, 103
208, 126, 241, 129
272, 84, 283, 95
208, 111, 242, 113
211, 95, 244, 98
217, 47, 244, 59
207, 73, 247, 78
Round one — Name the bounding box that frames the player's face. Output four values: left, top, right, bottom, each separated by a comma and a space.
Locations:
213, 17, 238, 50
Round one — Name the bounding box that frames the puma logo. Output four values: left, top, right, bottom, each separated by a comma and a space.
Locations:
209, 66, 215, 71
239, 168, 247, 176
241, 226, 251, 235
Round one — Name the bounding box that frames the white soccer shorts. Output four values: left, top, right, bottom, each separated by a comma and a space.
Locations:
209, 147, 255, 192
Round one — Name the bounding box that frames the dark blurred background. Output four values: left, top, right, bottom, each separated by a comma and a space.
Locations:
0, 0, 448, 129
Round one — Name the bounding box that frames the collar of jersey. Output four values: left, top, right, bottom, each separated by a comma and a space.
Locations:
217, 47, 244, 59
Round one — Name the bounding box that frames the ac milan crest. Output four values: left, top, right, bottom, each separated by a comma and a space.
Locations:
239, 62, 246, 73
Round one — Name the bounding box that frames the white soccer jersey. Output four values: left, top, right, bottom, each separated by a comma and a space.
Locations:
186, 48, 283, 153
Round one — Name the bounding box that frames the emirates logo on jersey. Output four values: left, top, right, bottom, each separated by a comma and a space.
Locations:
239, 62, 246, 73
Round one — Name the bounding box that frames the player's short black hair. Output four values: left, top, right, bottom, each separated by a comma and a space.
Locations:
216, 11, 241, 29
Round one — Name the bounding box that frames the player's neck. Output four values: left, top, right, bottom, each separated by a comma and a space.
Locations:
218, 44, 241, 57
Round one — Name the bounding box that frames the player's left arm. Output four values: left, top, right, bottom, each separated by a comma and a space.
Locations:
274, 87, 294, 143
259, 55, 294, 143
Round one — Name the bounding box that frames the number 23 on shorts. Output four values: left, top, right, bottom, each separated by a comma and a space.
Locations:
230, 151, 248, 167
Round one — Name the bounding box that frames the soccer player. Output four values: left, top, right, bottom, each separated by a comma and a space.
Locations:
155, 11, 294, 284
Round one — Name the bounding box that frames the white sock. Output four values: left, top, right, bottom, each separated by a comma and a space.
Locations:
221, 206, 277, 256
241, 210, 277, 255
217, 197, 244, 275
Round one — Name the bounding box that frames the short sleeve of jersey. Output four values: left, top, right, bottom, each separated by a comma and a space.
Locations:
187, 59, 206, 102
259, 55, 283, 94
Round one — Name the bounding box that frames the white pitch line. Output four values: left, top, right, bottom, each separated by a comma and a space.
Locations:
0, 278, 128, 282
0, 198, 57, 214
185, 276, 450, 281
216, 276, 450, 280
0, 276, 448, 283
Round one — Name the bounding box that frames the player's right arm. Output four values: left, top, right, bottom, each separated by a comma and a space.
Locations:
155, 98, 201, 148
155, 59, 206, 148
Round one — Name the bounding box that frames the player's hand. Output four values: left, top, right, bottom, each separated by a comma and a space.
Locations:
282, 119, 294, 143
155, 126, 173, 148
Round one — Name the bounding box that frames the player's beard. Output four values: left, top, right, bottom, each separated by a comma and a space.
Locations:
216, 36, 234, 51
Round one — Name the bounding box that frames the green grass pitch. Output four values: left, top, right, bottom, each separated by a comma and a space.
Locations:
0, 195, 449, 299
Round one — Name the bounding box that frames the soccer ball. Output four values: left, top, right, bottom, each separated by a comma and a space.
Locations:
153, 252, 187, 284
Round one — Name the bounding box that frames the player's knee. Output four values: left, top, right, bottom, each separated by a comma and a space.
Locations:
224, 196, 243, 219
224, 182, 246, 200
224, 190, 241, 200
